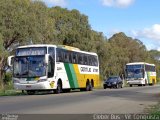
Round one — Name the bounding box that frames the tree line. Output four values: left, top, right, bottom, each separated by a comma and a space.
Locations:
0, 0, 160, 89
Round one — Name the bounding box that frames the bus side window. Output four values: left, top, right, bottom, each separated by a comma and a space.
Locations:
56, 48, 60, 62
69, 52, 72, 63
83, 54, 88, 65
72, 52, 77, 64
48, 47, 55, 60
78, 53, 83, 64
56, 48, 64, 62
90, 56, 94, 66
64, 51, 69, 63
95, 56, 98, 66
92, 56, 98, 66
88, 55, 92, 66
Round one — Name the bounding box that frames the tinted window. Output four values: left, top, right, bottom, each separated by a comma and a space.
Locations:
92, 56, 98, 66
78, 53, 83, 64
56, 48, 64, 62
64, 51, 69, 63
48, 47, 55, 59
145, 65, 155, 72
56, 48, 98, 66
107, 77, 118, 82
126, 65, 143, 69
88, 55, 93, 66
72, 52, 78, 64
83, 54, 88, 65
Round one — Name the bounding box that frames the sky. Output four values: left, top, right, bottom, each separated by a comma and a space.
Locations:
38, 0, 160, 50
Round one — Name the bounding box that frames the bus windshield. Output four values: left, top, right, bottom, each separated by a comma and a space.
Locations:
126, 69, 144, 79
13, 56, 46, 78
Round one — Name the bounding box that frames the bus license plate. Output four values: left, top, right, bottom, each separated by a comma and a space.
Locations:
26, 85, 31, 88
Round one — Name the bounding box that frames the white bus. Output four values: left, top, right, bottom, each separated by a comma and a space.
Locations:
125, 62, 156, 87
8, 44, 100, 94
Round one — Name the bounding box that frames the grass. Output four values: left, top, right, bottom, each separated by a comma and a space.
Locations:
0, 89, 25, 96
149, 103, 160, 115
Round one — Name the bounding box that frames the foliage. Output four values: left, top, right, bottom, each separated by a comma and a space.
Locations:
3, 72, 12, 85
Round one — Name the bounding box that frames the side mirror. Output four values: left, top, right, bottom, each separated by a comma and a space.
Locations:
7, 56, 14, 67
45, 54, 49, 64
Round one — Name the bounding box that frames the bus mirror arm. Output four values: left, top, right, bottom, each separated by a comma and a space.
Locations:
7, 55, 14, 67
45, 54, 50, 64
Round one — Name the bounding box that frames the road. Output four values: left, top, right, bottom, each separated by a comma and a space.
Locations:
0, 85, 160, 114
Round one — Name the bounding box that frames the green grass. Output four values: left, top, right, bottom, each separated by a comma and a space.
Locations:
0, 89, 26, 96
149, 106, 160, 120
149, 103, 160, 115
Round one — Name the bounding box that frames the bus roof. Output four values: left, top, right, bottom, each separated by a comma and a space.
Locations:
16, 44, 98, 56
17, 44, 57, 48
126, 62, 155, 66
56, 45, 97, 56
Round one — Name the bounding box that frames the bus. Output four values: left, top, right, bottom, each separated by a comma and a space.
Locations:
125, 62, 156, 87
8, 44, 100, 94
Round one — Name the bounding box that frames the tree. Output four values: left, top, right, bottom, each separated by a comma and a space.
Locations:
106, 32, 148, 77
49, 7, 95, 51
0, 0, 55, 86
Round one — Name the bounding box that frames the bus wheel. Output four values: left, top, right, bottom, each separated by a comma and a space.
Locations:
129, 84, 132, 87
55, 81, 62, 94
27, 90, 35, 95
86, 83, 90, 91
89, 82, 93, 91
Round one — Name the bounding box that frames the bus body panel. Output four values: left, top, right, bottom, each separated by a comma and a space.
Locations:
55, 62, 99, 89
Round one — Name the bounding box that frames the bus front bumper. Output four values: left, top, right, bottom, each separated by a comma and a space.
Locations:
127, 80, 143, 85
14, 82, 56, 90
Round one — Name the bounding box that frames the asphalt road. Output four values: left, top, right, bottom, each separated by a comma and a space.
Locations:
0, 85, 160, 114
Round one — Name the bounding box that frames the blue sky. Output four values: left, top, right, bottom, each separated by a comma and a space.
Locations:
39, 0, 160, 50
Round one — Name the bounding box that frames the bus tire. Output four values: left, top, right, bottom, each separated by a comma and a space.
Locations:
86, 83, 90, 91
80, 88, 86, 91
55, 81, 62, 94
130, 84, 132, 87
89, 82, 93, 91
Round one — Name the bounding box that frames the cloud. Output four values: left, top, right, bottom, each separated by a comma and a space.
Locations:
38, 0, 67, 7
131, 24, 160, 50
101, 0, 135, 8
132, 24, 160, 41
